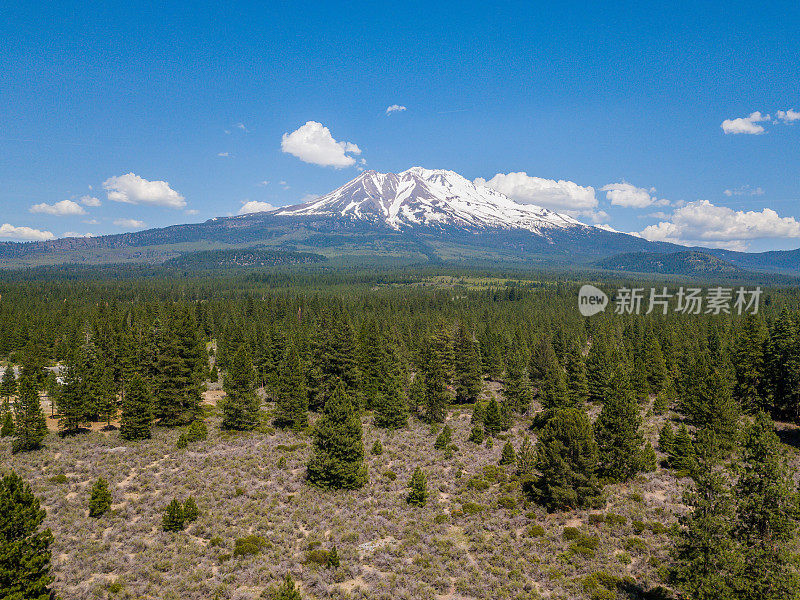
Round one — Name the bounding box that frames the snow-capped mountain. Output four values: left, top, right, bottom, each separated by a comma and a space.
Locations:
274, 167, 585, 233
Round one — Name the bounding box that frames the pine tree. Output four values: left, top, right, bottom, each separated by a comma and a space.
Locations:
503, 346, 533, 414
423, 348, 449, 423
680, 353, 739, 451
642, 442, 658, 472
734, 413, 800, 599
183, 496, 199, 523
0, 365, 17, 403
594, 366, 644, 482
373, 381, 409, 429
308, 310, 361, 410
538, 360, 570, 410
434, 425, 452, 450
454, 324, 483, 404
659, 422, 675, 455
326, 545, 340, 569
12, 371, 47, 453
643, 332, 668, 394
274, 344, 309, 431
530, 408, 603, 511
221, 345, 260, 431
499, 441, 516, 466
162, 498, 185, 531
406, 467, 428, 506
586, 340, 614, 404
120, 373, 152, 441
306, 382, 367, 489
0, 412, 13, 438
516, 435, 536, 476
669, 438, 738, 600
469, 424, 485, 444
671, 424, 695, 474
371, 439, 383, 455
564, 343, 589, 406
88, 477, 112, 518
0, 471, 54, 599
483, 398, 509, 436
732, 315, 768, 413
763, 309, 800, 421
270, 574, 302, 600
407, 372, 426, 418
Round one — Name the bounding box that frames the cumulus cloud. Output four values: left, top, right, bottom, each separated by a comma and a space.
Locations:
281, 121, 362, 168
29, 199, 86, 216
113, 218, 146, 229
721, 111, 769, 134
0, 223, 55, 241
63, 232, 94, 238
80, 195, 102, 207
238, 200, 276, 215
724, 185, 764, 197
386, 104, 407, 115
103, 173, 186, 209
776, 109, 800, 123
600, 182, 669, 208
639, 200, 800, 250
475, 172, 599, 218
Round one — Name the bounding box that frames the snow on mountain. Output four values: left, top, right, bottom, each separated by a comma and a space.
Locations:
273, 167, 586, 233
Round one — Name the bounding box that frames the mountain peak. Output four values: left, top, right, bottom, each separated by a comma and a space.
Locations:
276, 167, 584, 233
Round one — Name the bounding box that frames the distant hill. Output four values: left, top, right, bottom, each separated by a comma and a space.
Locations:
163, 248, 326, 270
596, 251, 747, 276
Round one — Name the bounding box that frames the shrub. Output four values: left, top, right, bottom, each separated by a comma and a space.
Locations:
371, 439, 383, 455
466, 477, 490, 491
623, 536, 648, 554
460, 501, 485, 515
89, 477, 112, 518
186, 419, 208, 442
176, 433, 188, 449
496, 496, 517, 509
234, 535, 268, 557
326, 546, 340, 569
468, 425, 485, 444
48, 474, 68, 484
605, 513, 627, 526
562, 527, 582, 541
266, 574, 302, 600
383, 470, 397, 481
588, 513, 605, 525
527, 524, 546, 537
305, 548, 331, 566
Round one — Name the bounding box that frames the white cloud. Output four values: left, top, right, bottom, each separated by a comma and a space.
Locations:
258, 180, 269, 186
600, 182, 668, 208
475, 172, 598, 218
103, 173, 186, 209
721, 111, 769, 134
185, 209, 200, 216
776, 109, 800, 123
113, 218, 146, 229
386, 104, 407, 115
63, 231, 94, 238
0, 223, 55, 241
281, 121, 362, 168
723, 185, 764, 197
238, 201, 276, 215
80, 195, 102, 207
83, 219, 100, 225
235, 122, 248, 132
29, 199, 86, 216
217, 152, 230, 157
639, 200, 800, 250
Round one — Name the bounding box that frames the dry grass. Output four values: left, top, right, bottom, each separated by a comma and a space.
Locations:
4, 391, 763, 600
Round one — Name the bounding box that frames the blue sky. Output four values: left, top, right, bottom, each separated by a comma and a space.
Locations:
1, 0, 799, 251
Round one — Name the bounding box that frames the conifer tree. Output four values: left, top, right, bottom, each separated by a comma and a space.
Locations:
538, 360, 570, 410
407, 372, 426, 418
0, 365, 17, 405
594, 366, 644, 482
734, 413, 800, 599
120, 373, 152, 441
680, 354, 739, 451
468, 424, 485, 444
221, 345, 260, 431
659, 422, 675, 455
454, 324, 483, 404
306, 382, 367, 489
371, 439, 383, 455
270, 574, 302, 600
503, 346, 533, 414
57, 355, 89, 434
643, 332, 668, 394
373, 381, 409, 429
0, 412, 13, 438
406, 467, 428, 506
671, 424, 695, 473
183, 496, 199, 523
423, 348, 449, 423
642, 442, 658, 472
88, 478, 112, 518
274, 344, 309, 431
0, 471, 54, 599
162, 498, 185, 531
585, 340, 614, 404
483, 398, 509, 436
499, 441, 516, 466
434, 425, 452, 450
669, 437, 738, 600
530, 408, 603, 511
564, 344, 589, 406
732, 315, 768, 413
516, 435, 535, 476
12, 371, 47, 453
308, 310, 361, 410
763, 309, 800, 421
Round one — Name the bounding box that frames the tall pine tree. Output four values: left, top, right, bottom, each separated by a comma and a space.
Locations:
274, 343, 309, 431
120, 373, 153, 441
12, 371, 47, 453
221, 345, 260, 431
594, 366, 644, 482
